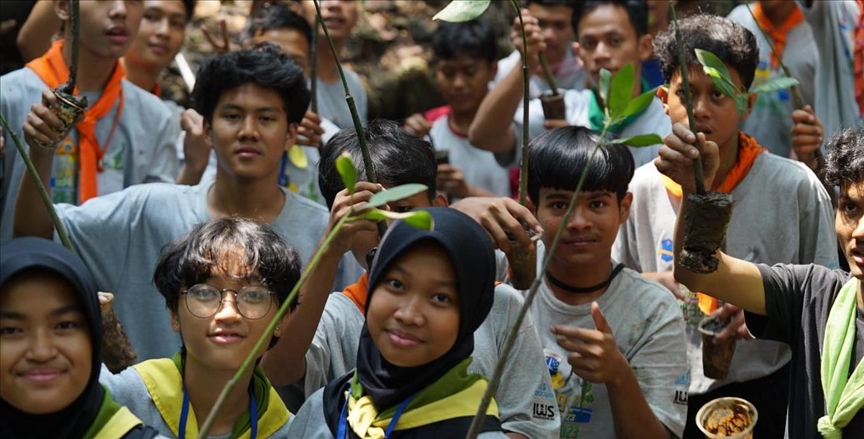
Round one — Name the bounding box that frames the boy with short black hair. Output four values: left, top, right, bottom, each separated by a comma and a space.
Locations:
403, 20, 517, 199
523, 126, 688, 439
613, 14, 838, 438
263, 119, 560, 438
13, 44, 362, 362
470, 0, 670, 168
657, 123, 864, 437
1, 0, 180, 241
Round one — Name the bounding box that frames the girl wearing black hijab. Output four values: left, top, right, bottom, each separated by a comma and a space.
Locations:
288, 207, 508, 438
0, 237, 160, 439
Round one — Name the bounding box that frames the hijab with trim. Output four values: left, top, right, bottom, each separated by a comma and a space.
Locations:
0, 238, 104, 439
323, 207, 497, 434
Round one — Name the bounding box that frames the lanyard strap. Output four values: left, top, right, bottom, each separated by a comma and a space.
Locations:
337, 394, 414, 439
178, 385, 258, 439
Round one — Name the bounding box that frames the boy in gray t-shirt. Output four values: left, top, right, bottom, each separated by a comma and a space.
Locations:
522, 126, 689, 439
13, 46, 362, 361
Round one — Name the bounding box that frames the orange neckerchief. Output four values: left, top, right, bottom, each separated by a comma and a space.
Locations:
661, 132, 766, 314
342, 272, 370, 313
752, 2, 805, 70
26, 40, 126, 203
854, 0, 864, 116
151, 82, 162, 98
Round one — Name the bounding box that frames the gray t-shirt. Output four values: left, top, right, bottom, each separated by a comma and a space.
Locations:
299, 284, 561, 438
314, 69, 368, 130
288, 388, 509, 438
795, 0, 862, 139
727, 4, 817, 157
52, 181, 363, 361
100, 364, 290, 438
613, 156, 838, 395
748, 264, 863, 438
528, 266, 689, 439
0, 67, 179, 242
493, 47, 586, 98
516, 89, 669, 168
429, 114, 517, 197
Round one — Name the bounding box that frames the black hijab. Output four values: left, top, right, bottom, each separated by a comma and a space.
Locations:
324, 207, 497, 433
0, 238, 104, 439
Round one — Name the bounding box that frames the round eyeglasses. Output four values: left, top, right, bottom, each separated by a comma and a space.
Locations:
181, 284, 275, 320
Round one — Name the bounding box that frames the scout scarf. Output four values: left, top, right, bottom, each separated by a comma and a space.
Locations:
344, 272, 370, 313
817, 279, 864, 438
26, 39, 125, 203
132, 355, 290, 438
752, 2, 805, 70
661, 132, 766, 313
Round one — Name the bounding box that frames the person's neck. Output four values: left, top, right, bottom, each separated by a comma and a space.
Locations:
121, 58, 160, 94
761, 1, 797, 28
315, 38, 343, 83
62, 39, 117, 92
208, 174, 286, 223
857, 280, 863, 312
449, 108, 476, 135
544, 257, 612, 306
184, 356, 253, 436
711, 132, 741, 190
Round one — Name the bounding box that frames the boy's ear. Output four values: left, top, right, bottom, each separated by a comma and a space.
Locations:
618, 192, 633, 224
272, 312, 291, 338
169, 309, 181, 333
657, 86, 670, 115
488, 61, 499, 80
432, 193, 448, 207
741, 91, 757, 121
284, 122, 299, 151
572, 42, 581, 60
637, 34, 653, 63
203, 118, 213, 144
54, 0, 70, 21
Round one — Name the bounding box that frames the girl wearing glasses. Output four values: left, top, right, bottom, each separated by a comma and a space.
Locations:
100, 218, 300, 438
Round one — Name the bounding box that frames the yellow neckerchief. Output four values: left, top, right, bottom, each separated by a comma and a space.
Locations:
346, 358, 499, 438
132, 358, 290, 438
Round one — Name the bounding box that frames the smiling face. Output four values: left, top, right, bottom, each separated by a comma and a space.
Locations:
206, 83, 297, 182
0, 271, 92, 415
837, 182, 864, 280
171, 256, 285, 373
59, 0, 144, 60
124, 0, 188, 71
302, 0, 358, 43
366, 241, 460, 368
576, 4, 652, 86
435, 56, 496, 116
536, 188, 631, 274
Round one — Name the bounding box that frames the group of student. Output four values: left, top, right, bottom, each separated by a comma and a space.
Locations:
0, 0, 862, 438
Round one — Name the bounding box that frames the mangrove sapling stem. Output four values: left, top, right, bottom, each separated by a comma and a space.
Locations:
510, 0, 530, 206
312, 0, 375, 184
197, 214, 351, 439
310, 15, 319, 113
465, 124, 611, 439
538, 52, 559, 96
670, 0, 706, 195
0, 113, 74, 252
61, 0, 80, 94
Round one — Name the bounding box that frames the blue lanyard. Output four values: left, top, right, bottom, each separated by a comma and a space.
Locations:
337, 394, 414, 439
178, 385, 258, 439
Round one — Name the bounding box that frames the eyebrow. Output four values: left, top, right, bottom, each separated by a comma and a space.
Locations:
390, 264, 457, 287
545, 191, 612, 200
219, 104, 284, 113
0, 305, 81, 320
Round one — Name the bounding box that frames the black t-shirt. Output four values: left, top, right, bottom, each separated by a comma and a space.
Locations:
745, 264, 863, 438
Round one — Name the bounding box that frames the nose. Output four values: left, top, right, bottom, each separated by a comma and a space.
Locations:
26, 329, 58, 363
238, 115, 260, 141
214, 293, 243, 322
154, 17, 170, 37
693, 95, 711, 120
108, 0, 128, 20
566, 206, 592, 231
853, 215, 864, 239
393, 295, 425, 327
593, 42, 612, 65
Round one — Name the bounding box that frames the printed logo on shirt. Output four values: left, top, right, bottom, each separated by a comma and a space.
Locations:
546, 349, 594, 439
51, 135, 78, 204
659, 238, 674, 263
673, 370, 690, 405
531, 381, 558, 422
678, 285, 703, 327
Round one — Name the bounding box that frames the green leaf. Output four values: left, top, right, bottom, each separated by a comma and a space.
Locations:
599, 69, 612, 109
359, 209, 435, 230
367, 184, 428, 208
335, 152, 357, 195
608, 133, 664, 147
619, 87, 658, 119
433, 0, 491, 22
735, 94, 749, 117
608, 64, 635, 119
750, 77, 800, 94
695, 49, 741, 100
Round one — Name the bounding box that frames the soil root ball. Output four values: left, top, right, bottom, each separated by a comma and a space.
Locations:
680, 191, 734, 274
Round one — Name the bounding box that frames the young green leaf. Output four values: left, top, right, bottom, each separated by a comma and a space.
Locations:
608, 133, 664, 147
599, 69, 613, 110
433, 0, 491, 22
608, 64, 635, 119
694, 49, 735, 89
367, 184, 428, 208
335, 152, 357, 195
619, 87, 658, 119
735, 94, 749, 117
750, 76, 800, 94
359, 209, 435, 231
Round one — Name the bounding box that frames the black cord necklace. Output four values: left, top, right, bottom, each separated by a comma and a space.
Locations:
545, 263, 625, 294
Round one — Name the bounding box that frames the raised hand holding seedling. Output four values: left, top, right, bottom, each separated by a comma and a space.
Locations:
655, 123, 720, 194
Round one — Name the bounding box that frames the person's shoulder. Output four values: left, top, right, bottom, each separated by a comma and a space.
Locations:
631, 161, 661, 186
121, 80, 173, 120
616, 267, 680, 308
751, 152, 823, 190
286, 189, 329, 216
492, 283, 525, 307
726, 3, 755, 23
1, 68, 46, 103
